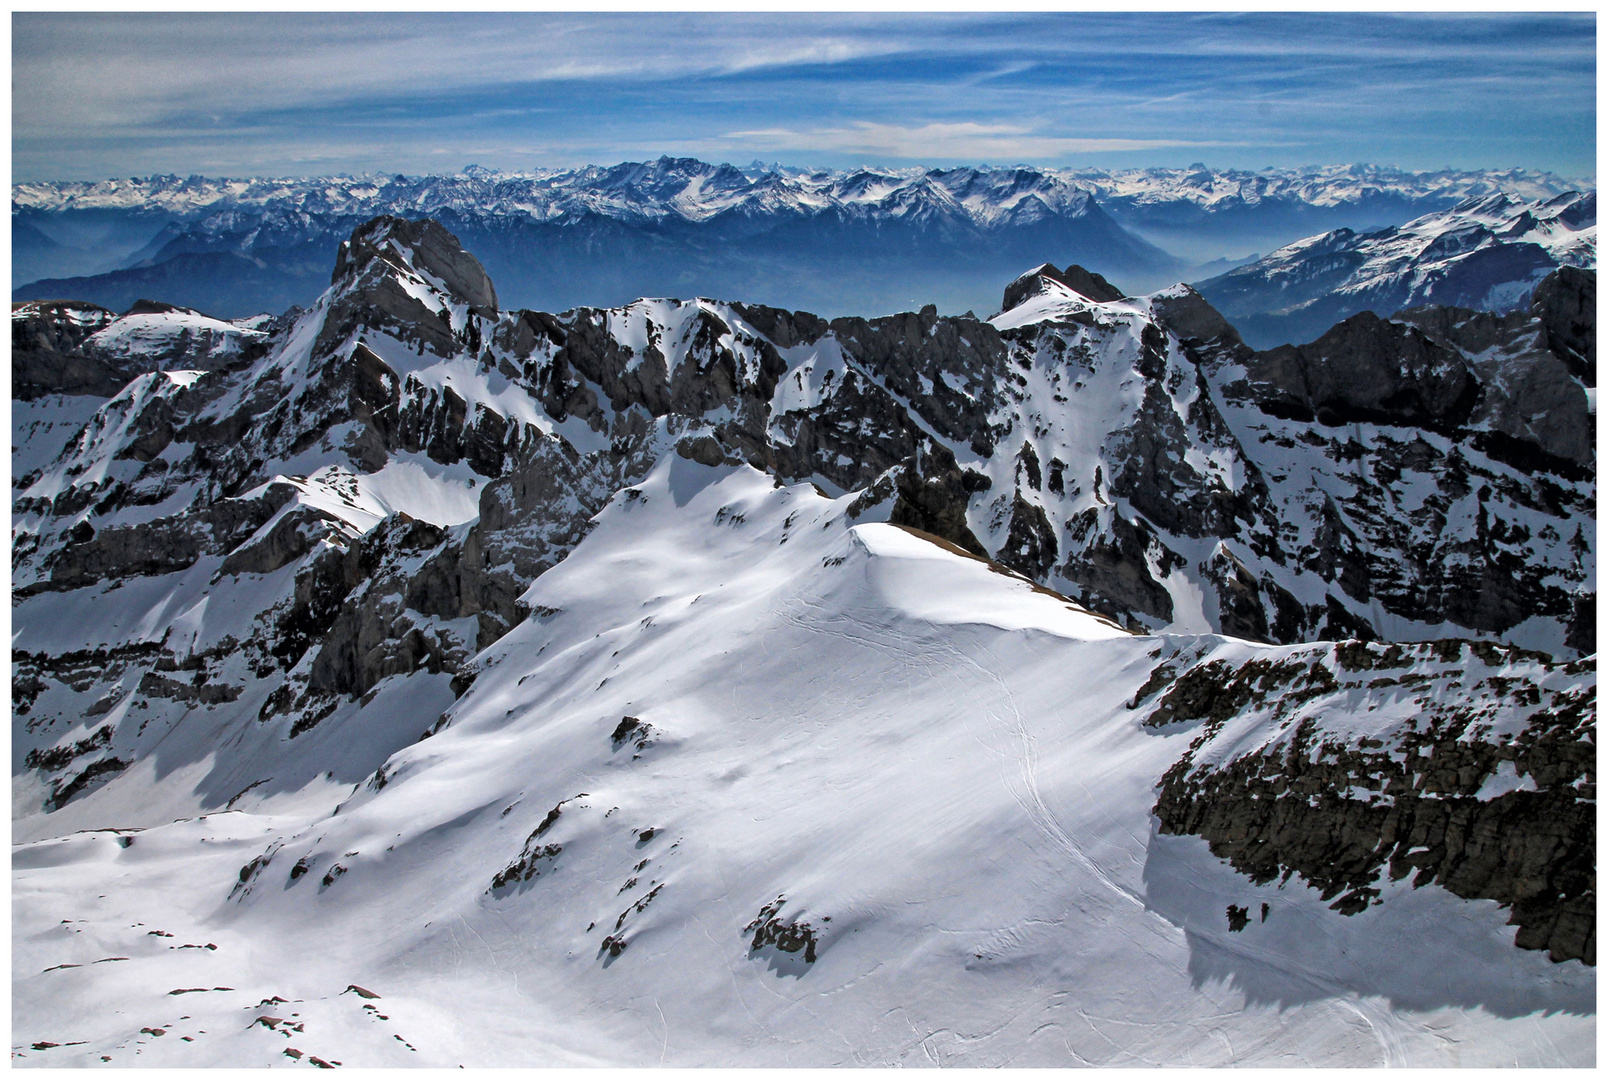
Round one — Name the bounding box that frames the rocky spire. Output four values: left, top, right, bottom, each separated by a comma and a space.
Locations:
331, 216, 498, 315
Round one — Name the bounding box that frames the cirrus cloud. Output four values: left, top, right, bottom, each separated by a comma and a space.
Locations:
10, 12, 1595, 181
721, 122, 1229, 161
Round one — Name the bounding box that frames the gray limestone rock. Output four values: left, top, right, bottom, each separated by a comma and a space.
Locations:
1245, 312, 1481, 433
1000, 263, 1125, 313
1153, 645, 1594, 965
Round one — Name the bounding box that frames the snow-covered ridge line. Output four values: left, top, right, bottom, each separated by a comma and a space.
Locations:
13, 159, 1586, 220
11, 299, 274, 402
1254, 190, 1595, 279
1198, 190, 1597, 347
14, 215, 1594, 659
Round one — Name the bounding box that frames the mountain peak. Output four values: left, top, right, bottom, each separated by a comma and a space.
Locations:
331, 216, 498, 316
10, 209, 1596, 1064
121, 298, 209, 318
1146, 283, 1242, 347
1000, 262, 1126, 313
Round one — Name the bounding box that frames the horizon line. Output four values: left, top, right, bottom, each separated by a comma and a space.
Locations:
13, 158, 1597, 187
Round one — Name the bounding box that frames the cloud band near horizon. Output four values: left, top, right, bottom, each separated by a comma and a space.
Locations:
11, 11, 1596, 182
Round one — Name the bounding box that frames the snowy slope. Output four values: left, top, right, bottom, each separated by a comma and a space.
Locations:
12, 395, 107, 481
13, 459, 1594, 1066
12, 299, 271, 403
80, 304, 268, 366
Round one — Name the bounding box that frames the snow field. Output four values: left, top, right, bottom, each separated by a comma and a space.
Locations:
12, 459, 1593, 1066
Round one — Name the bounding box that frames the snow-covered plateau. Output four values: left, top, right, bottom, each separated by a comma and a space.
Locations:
11, 216, 1594, 1066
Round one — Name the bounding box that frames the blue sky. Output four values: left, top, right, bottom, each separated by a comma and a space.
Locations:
12, 11, 1597, 182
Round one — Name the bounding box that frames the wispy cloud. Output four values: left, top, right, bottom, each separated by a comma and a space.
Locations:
11, 12, 1596, 181
721, 122, 1224, 161
11, 14, 913, 137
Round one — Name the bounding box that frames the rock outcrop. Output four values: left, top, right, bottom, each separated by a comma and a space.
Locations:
1149, 641, 1595, 965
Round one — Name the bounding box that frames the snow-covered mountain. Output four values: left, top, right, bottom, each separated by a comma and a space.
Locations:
14, 222, 1594, 655
1198, 191, 1597, 348
12, 218, 1595, 1065
13, 298, 273, 405
14, 159, 1586, 320
1082, 162, 1575, 212
15, 161, 1577, 225
14, 461, 1594, 1067
1073, 162, 1581, 261
12, 299, 273, 401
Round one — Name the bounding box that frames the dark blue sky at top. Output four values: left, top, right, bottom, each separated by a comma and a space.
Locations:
12, 11, 1597, 182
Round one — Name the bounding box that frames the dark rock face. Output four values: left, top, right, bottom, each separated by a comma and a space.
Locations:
826, 309, 1006, 457
11, 300, 125, 399
1193, 269, 1594, 650
1246, 313, 1481, 432
1059, 510, 1176, 628
1000, 262, 1125, 313
1530, 265, 1595, 385
37, 482, 295, 592
1112, 342, 1273, 541
1148, 284, 1244, 348
48, 756, 129, 810
885, 444, 989, 557
998, 494, 1058, 579
331, 216, 498, 317
1389, 299, 1593, 472
1200, 545, 1270, 642
320, 222, 484, 358
1149, 642, 1595, 965
306, 517, 463, 699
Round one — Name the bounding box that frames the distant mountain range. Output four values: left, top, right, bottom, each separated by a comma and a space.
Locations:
13, 159, 1587, 323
